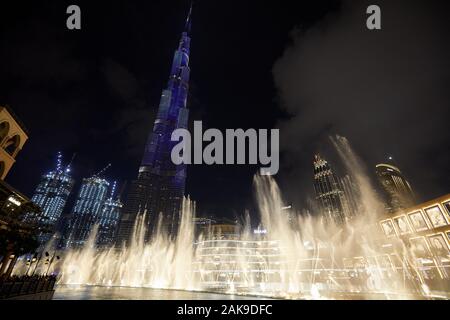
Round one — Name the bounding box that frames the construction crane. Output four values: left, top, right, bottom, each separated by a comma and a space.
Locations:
65, 153, 77, 173
92, 163, 112, 178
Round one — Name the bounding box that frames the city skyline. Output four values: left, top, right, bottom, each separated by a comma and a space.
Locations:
30, 152, 74, 225
0, 0, 450, 303
1, 1, 449, 220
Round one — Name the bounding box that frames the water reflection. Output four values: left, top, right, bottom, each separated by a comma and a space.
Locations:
53, 285, 271, 300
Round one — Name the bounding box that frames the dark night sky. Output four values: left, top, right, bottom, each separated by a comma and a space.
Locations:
1, 1, 449, 220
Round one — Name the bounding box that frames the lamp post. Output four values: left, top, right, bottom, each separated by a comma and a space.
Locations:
31, 251, 49, 276
5, 254, 18, 277
26, 254, 38, 276
45, 252, 60, 276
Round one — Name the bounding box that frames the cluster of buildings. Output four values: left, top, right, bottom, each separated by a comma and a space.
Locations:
13, 7, 196, 250
312, 153, 416, 224
26, 155, 122, 249
313, 153, 450, 290
1, 6, 233, 253
0, 4, 447, 266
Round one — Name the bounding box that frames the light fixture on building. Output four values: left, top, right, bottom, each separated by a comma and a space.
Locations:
253, 229, 267, 235
7, 196, 21, 206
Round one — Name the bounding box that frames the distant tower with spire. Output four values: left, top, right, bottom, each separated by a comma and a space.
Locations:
313, 154, 347, 224
116, 4, 194, 245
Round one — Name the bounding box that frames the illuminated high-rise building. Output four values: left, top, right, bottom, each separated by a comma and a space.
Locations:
64, 177, 110, 248
31, 152, 74, 226
313, 154, 346, 224
375, 162, 416, 213
116, 5, 193, 245
97, 182, 123, 247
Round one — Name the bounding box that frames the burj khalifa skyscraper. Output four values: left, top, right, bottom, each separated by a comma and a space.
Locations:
116, 4, 193, 245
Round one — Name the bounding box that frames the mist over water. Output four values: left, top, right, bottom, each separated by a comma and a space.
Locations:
50, 136, 437, 299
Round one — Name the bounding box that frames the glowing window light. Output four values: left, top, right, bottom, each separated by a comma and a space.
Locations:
253, 229, 267, 234
8, 196, 21, 206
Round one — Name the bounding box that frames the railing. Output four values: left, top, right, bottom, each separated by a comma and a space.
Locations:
0, 275, 57, 299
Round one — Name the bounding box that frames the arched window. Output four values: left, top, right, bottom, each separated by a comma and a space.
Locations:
0, 121, 10, 143
4, 134, 20, 156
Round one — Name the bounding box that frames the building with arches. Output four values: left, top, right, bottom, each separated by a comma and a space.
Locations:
0, 105, 28, 180
0, 105, 42, 278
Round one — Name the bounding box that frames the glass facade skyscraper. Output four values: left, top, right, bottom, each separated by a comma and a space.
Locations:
376, 163, 416, 213
116, 6, 192, 245
64, 177, 110, 248
97, 182, 123, 247
31, 153, 74, 225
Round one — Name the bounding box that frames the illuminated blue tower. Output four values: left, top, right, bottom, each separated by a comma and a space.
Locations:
116, 5, 193, 245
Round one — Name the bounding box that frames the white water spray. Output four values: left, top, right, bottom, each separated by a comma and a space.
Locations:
47, 136, 441, 299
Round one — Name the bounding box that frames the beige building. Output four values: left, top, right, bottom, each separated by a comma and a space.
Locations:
379, 194, 450, 281
0, 105, 28, 180
0, 105, 42, 278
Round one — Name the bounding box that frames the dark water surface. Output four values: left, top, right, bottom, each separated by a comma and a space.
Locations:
54, 285, 271, 300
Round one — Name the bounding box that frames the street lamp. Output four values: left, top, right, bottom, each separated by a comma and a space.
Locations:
45, 252, 60, 276
31, 251, 49, 276
26, 254, 38, 276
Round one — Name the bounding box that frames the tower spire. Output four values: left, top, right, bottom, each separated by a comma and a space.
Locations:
184, 2, 193, 34
66, 152, 76, 173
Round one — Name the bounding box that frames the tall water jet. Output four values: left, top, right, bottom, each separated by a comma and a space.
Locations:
51, 136, 443, 299
330, 135, 384, 220
57, 197, 199, 291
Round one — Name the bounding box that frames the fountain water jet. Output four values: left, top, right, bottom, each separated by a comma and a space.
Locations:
50, 136, 442, 299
